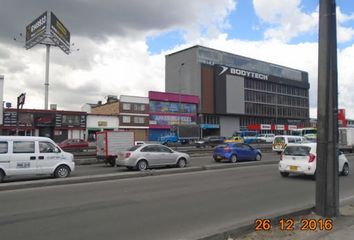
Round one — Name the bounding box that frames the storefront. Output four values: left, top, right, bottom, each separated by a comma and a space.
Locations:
1, 109, 86, 143
86, 114, 119, 142
148, 91, 199, 141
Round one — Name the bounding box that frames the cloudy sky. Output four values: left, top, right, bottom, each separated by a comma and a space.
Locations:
1, 0, 354, 118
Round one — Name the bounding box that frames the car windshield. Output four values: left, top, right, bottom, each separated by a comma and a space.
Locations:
274, 137, 285, 144
283, 146, 311, 156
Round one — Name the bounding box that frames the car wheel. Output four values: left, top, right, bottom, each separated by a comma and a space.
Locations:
230, 155, 238, 163
0, 170, 4, 183
255, 154, 262, 161
54, 165, 70, 178
342, 163, 350, 176
280, 172, 289, 177
214, 157, 220, 163
136, 160, 148, 171
177, 158, 187, 168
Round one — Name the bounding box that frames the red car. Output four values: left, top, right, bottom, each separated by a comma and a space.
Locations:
58, 139, 89, 151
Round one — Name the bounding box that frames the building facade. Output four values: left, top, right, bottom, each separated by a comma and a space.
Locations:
148, 91, 199, 141
119, 95, 149, 141
86, 114, 119, 142
165, 45, 310, 137
1, 108, 86, 142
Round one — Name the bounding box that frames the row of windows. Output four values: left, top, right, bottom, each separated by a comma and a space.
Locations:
201, 115, 220, 125
245, 103, 308, 118
0, 141, 57, 154
122, 103, 146, 111
122, 116, 146, 124
245, 90, 308, 107
197, 48, 304, 81
244, 79, 308, 97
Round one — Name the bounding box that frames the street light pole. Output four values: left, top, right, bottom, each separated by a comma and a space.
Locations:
178, 63, 185, 125
316, 0, 339, 217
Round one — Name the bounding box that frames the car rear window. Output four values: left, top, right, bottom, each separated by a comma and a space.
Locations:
127, 145, 140, 151
284, 146, 311, 156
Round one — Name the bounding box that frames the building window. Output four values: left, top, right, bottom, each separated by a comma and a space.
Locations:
134, 117, 145, 124
133, 104, 145, 111
123, 103, 131, 110
122, 116, 131, 123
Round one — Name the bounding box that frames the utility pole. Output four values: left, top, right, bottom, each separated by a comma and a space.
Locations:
178, 63, 185, 125
316, 0, 339, 217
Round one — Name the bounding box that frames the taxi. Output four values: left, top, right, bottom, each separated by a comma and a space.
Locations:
224, 136, 244, 143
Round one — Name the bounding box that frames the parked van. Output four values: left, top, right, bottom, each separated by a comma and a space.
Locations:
0, 136, 75, 183
272, 135, 304, 153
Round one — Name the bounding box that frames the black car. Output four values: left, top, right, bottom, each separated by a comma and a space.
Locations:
195, 136, 226, 148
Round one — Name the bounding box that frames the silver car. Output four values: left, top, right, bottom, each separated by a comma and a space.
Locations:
116, 144, 191, 171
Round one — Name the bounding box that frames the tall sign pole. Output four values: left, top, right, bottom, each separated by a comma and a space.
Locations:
45, 44, 50, 110
25, 11, 71, 110
316, 0, 339, 217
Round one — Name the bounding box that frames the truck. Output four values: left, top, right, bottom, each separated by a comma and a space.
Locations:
158, 125, 200, 145
338, 127, 354, 153
96, 131, 135, 166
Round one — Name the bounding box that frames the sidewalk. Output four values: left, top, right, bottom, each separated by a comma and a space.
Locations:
232, 203, 354, 240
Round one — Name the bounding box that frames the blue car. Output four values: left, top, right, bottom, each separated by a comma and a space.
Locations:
213, 143, 262, 163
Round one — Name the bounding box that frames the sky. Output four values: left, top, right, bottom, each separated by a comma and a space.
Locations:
1, 0, 354, 119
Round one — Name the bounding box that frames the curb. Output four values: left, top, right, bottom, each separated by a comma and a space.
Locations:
197, 197, 354, 240
0, 160, 278, 191
197, 204, 315, 240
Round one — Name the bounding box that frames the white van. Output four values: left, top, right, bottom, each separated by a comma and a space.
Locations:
272, 135, 304, 153
0, 136, 75, 183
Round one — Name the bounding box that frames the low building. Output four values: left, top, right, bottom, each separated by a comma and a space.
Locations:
1, 108, 86, 142
119, 95, 149, 141
86, 114, 119, 142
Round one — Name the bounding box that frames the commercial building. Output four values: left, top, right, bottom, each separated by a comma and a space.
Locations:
148, 91, 199, 141
165, 45, 310, 136
1, 108, 86, 142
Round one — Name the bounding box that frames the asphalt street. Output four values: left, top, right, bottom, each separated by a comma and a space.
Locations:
0, 158, 353, 240
2, 151, 280, 183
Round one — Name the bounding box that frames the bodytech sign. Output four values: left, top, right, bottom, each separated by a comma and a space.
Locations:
217, 65, 268, 81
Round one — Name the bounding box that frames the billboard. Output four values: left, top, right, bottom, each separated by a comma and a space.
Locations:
50, 12, 70, 51
25, 11, 70, 54
25, 11, 47, 49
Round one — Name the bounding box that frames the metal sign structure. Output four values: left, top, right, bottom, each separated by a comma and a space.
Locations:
25, 11, 70, 54
24, 11, 71, 109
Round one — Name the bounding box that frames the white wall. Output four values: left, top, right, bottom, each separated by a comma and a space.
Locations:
120, 95, 149, 104
220, 116, 240, 137
87, 115, 119, 129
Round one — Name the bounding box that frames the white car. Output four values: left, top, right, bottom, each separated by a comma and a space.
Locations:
279, 142, 350, 178
0, 136, 75, 183
257, 134, 275, 143
116, 144, 191, 171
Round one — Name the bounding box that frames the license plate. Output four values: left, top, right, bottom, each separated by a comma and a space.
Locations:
290, 166, 298, 171
216, 156, 222, 159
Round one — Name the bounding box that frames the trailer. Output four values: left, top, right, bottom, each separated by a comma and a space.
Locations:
338, 127, 354, 153
96, 131, 135, 166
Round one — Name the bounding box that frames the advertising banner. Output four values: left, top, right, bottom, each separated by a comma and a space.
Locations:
50, 12, 70, 49
25, 11, 47, 47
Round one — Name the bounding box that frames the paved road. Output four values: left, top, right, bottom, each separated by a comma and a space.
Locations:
73, 151, 280, 177
2, 152, 281, 183
0, 159, 353, 240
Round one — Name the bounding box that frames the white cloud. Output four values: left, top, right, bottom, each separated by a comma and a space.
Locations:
253, 0, 318, 42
